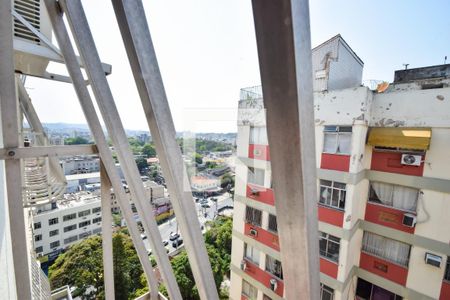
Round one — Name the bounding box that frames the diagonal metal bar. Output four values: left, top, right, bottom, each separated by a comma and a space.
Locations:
100, 162, 115, 300
43, 1, 159, 298
0, 2, 32, 299
251, 0, 320, 299
110, 1, 219, 299
57, 0, 181, 298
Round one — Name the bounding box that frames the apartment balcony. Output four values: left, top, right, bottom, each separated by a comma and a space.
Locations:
359, 252, 408, 286
440, 281, 450, 300
248, 144, 270, 161
319, 257, 339, 279
244, 223, 280, 251
318, 204, 344, 227
246, 184, 275, 206
364, 202, 416, 234
242, 259, 284, 297
320, 153, 350, 172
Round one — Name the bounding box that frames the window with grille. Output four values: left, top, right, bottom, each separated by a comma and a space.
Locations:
63, 213, 76, 222
244, 243, 260, 265
78, 209, 91, 217
268, 214, 277, 233
49, 241, 60, 248
34, 234, 42, 242
362, 232, 411, 266
92, 207, 101, 213
250, 126, 268, 145
35, 246, 43, 253
320, 283, 334, 300
49, 229, 59, 237
242, 280, 257, 300
79, 231, 92, 239
79, 220, 91, 228
369, 182, 418, 212
248, 167, 265, 186
319, 232, 340, 263
319, 180, 346, 210
33, 222, 41, 229
48, 218, 59, 226
64, 224, 77, 232
444, 257, 450, 281
245, 206, 262, 227
265, 255, 283, 279
93, 217, 102, 224
64, 236, 78, 244
323, 126, 352, 154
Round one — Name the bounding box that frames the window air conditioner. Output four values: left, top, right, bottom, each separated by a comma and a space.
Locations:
402, 213, 417, 227
240, 260, 247, 271
251, 189, 260, 196
249, 228, 258, 237
425, 252, 442, 267
401, 154, 422, 166
269, 278, 278, 291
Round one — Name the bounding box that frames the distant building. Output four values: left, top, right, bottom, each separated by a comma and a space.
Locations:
61, 156, 100, 175
191, 176, 221, 194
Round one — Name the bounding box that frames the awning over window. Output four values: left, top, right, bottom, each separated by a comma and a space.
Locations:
368, 128, 432, 150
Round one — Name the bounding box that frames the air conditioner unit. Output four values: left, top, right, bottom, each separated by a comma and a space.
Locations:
425, 252, 442, 267
249, 228, 258, 237
401, 154, 422, 166
269, 278, 278, 291
240, 260, 247, 271
251, 189, 260, 196
402, 213, 417, 227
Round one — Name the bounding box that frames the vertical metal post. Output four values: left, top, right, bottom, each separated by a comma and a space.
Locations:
0, 2, 32, 299
43, 1, 159, 298
100, 162, 115, 300
111, 2, 219, 299
58, 1, 182, 298
251, 0, 320, 299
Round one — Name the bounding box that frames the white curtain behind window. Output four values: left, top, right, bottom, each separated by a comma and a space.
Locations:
250, 127, 268, 145
337, 133, 352, 154
323, 132, 337, 153
371, 182, 394, 206
362, 232, 410, 266
371, 182, 418, 211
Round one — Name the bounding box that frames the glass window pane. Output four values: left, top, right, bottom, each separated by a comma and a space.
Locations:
337, 133, 351, 154
323, 133, 337, 153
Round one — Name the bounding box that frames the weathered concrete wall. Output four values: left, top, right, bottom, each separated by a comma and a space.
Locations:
328, 40, 363, 91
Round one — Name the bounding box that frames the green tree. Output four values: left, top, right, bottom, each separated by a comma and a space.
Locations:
65, 136, 90, 145
135, 157, 149, 173
113, 234, 131, 300
220, 173, 235, 189
194, 153, 203, 165
142, 143, 156, 158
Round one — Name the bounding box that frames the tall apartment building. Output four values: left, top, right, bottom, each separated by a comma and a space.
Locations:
230, 37, 450, 300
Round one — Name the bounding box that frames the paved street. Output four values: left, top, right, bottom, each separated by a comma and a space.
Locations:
142, 193, 233, 254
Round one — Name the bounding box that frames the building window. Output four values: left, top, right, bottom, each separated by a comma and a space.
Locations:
48, 218, 59, 226
79, 231, 92, 239
323, 126, 352, 155
362, 232, 410, 267
244, 243, 260, 265
444, 257, 450, 281
63, 213, 76, 222
33, 222, 41, 230
242, 279, 258, 300
356, 278, 403, 300
35, 234, 42, 242
319, 232, 340, 263
92, 207, 101, 214
93, 217, 102, 224
64, 235, 78, 244
79, 220, 91, 228
248, 167, 265, 186
265, 255, 283, 279
268, 214, 277, 233
369, 182, 418, 212
49, 229, 59, 237
245, 206, 262, 227
319, 180, 346, 210
35, 246, 43, 253
78, 209, 91, 217
263, 295, 273, 300
93, 228, 102, 234
250, 126, 268, 145
64, 224, 77, 232
320, 283, 334, 300
50, 241, 60, 249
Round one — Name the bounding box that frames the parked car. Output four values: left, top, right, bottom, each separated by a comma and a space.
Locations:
169, 232, 180, 241
172, 239, 183, 248
201, 203, 210, 208
162, 240, 169, 246
141, 233, 147, 240
200, 199, 208, 205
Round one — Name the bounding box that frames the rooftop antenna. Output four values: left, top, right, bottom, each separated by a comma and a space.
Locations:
445, 56, 448, 64
403, 63, 409, 70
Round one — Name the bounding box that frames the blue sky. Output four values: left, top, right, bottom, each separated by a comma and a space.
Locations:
26, 0, 450, 133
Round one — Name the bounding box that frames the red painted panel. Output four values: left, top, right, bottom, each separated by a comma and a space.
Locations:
440, 281, 450, 300
318, 205, 344, 227
249, 144, 270, 161
320, 257, 339, 278
320, 153, 350, 172
364, 203, 415, 234
359, 252, 408, 286
244, 260, 284, 297
247, 184, 275, 206
241, 295, 248, 300
371, 151, 425, 176
244, 223, 280, 251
